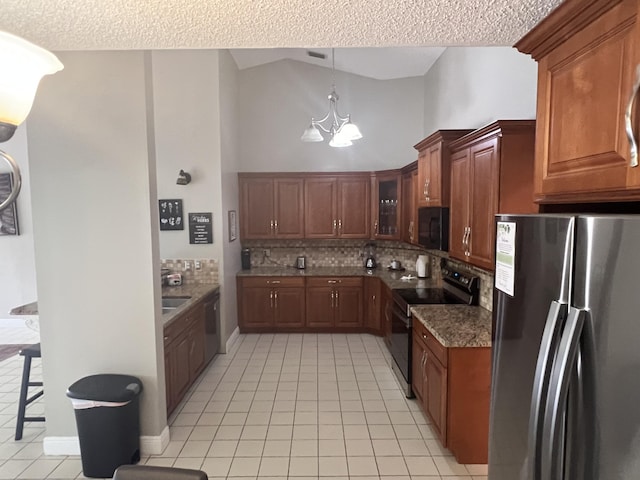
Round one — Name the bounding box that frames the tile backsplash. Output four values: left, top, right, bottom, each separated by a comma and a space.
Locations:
242, 239, 494, 311
162, 258, 219, 285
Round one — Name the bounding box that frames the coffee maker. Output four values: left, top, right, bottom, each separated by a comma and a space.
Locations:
364, 242, 377, 269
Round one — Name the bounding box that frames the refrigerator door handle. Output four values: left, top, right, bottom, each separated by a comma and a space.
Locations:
541, 307, 586, 480
528, 300, 567, 480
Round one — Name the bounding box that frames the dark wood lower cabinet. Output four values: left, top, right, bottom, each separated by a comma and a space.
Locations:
238, 276, 367, 332
237, 277, 306, 332
364, 276, 382, 334
164, 303, 206, 416
412, 317, 490, 464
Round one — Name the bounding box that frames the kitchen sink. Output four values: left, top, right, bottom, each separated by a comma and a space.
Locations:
162, 296, 191, 309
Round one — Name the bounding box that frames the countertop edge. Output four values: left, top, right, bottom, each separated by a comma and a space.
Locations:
162, 283, 219, 326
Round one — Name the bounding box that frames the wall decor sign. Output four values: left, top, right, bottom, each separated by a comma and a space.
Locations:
228, 210, 237, 242
189, 212, 213, 244
0, 173, 19, 236
159, 199, 183, 230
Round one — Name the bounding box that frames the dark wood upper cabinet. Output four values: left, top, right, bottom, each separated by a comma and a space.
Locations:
516, 0, 640, 203
305, 174, 370, 239
415, 130, 472, 208
239, 175, 304, 240
372, 171, 401, 240
401, 164, 418, 245
449, 121, 537, 271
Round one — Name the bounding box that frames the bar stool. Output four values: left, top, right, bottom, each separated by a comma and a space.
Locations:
15, 343, 45, 440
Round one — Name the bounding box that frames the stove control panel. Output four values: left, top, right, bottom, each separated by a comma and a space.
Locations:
442, 267, 479, 293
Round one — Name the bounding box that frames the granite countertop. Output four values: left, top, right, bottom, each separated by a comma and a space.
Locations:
162, 283, 219, 326
237, 266, 440, 290
411, 304, 492, 348
10, 285, 220, 328
9, 301, 39, 316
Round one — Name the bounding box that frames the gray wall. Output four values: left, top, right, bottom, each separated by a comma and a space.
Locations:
152, 50, 223, 261
238, 59, 425, 172
0, 127, 37, 318
423, 47, 537, 134
218, 50, 241, 349
27, 51, 166, 437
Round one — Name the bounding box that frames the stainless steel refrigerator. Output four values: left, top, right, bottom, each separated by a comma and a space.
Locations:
489, 214, 640, 480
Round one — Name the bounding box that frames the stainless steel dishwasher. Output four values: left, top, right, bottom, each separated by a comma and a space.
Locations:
204, 290, 219, 363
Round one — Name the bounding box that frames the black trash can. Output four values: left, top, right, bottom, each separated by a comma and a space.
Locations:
66, 374, 143, 478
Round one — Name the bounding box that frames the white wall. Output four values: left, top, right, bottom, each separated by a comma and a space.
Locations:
152, 50, 222, 261
0, 127, 37, 317
423, 47, 538, 134
27, 51, 166, 439
238, 59, 425, 172
218, 50, 241, 349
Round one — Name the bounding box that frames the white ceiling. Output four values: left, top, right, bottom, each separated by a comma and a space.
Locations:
0, 1, 562, 52
230, 48, 447, 80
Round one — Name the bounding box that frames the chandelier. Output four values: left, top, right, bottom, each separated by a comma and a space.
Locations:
300, 49, 362, 148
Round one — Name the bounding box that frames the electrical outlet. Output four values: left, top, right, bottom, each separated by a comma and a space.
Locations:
194, 260, 201, 270
263, 249, 271, 257
184, 261, 191, 271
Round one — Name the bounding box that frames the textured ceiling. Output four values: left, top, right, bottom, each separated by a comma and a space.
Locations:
0, 0, 562, 51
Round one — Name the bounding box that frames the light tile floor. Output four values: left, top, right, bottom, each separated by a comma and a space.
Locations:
0, 320, 488, 480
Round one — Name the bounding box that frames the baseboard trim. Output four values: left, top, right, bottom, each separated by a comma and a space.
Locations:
44, 426, 170, 456
225, 326, 240, 353
140, 425, 170, 455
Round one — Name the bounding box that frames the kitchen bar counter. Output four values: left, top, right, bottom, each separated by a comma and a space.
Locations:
411, 304, 492, 348
162, 283, 219, 326
9, 301, 38, 316
237, 266, 439, 290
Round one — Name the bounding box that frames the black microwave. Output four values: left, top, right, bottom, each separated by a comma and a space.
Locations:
417, 207, 449, 251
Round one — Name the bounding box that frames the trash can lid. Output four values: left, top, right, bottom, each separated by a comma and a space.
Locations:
66, 374, 143, 402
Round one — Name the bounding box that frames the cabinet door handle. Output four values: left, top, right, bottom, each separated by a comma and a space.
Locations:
327, 280, 337, 284
424, 179, 430, 201
409, 220, 414, 241
270, 220, 275, 233
274, 219, 278, 233
374, 220, 379, 235
372, 294, 376, 305
625, 64, 640, 167
333, 219, 337, 233
422, 332, 427, 340
466, 227, 472, 256
335, 291, 339, 308
270, 290, 274, 308
274, 291, 278, 308
338, 219, 342, 232
462, 227, 468, 250
330, 291, 335, 308
268, 280, 281, 284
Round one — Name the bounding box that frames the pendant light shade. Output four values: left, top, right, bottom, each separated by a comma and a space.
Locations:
0, 30, 63, 214
0, 31, 63, 140
301, 123, 323, 142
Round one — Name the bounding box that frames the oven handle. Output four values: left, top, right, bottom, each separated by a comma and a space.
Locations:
391, 304, 411, 329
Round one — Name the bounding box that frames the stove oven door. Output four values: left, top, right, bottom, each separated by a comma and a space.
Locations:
389, 304, 412, 396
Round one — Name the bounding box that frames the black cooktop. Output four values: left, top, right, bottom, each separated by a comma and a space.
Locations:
393, 288, 465, 305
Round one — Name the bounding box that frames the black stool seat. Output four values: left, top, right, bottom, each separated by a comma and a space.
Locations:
15, 343, 45, 440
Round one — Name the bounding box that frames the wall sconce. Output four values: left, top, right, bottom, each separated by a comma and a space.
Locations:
0, 31, 63, 212
176, 169, 192, 185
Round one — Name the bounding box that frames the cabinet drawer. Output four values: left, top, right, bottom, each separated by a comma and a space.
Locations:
413, 318, 447, 367
241, 276, 305, 288
306, 276, 363, 287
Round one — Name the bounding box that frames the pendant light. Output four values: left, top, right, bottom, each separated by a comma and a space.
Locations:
301, 48, 362, 147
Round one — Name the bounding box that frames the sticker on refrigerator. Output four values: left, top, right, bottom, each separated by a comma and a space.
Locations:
495, 222, 516, 296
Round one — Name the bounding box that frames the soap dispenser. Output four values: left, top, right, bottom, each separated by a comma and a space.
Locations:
416, 255, 429, 278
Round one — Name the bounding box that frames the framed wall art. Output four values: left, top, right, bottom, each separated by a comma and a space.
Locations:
228, 210, 237, 242
159, 199, 183, 230
0, 173, 19, 236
